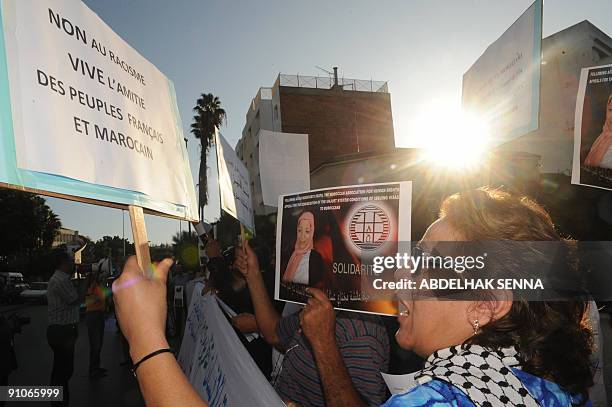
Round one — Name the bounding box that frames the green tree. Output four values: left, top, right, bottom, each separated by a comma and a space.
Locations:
90, 235, 134, 262
150, 243, 173, 263
0, 189, 61, 258
190, 93, 226, 218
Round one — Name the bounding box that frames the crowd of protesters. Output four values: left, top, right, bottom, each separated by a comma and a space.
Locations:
108, 187, 608, 407
4, 187, 604, 406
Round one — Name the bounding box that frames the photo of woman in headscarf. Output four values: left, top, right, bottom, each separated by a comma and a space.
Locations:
281, 211, 324, 286
585, 94, 612, 169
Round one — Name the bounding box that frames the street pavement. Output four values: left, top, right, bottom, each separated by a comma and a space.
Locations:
3, 303, 145, 407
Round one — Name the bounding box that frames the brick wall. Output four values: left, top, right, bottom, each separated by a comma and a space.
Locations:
279, 86, 395, 170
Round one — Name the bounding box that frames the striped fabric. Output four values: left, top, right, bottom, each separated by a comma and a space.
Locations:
275, 311, 389, 407
47, 270, 79, 325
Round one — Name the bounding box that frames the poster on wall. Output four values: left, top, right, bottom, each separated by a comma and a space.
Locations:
0, 0, 197, 219
572, 64, 612, 192
462, 0, 542, 145
215, 130, 255, 231
275, 182, 412, 316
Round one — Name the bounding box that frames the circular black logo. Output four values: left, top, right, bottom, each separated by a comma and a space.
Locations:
349, 205, 391, 251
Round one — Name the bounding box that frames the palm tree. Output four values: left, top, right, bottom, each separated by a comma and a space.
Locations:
190, 93, 226, 218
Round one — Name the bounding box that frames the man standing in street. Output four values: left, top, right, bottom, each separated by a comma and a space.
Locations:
46, 250, 89, 406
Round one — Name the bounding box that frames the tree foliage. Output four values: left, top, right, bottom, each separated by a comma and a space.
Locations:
190, 93, 226, 216
0, 189, 61, 257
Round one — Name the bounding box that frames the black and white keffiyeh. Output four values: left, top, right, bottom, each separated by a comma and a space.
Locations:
415, 345, 539, 407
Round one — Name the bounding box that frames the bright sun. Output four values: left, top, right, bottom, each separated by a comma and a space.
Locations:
410, 101, 491, 170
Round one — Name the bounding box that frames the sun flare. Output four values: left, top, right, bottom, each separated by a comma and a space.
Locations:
410, 101, 491, 170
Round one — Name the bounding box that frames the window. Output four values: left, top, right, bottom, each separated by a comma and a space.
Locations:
274, 105, 279, 120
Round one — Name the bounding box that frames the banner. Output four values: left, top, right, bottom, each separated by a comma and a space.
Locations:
572, 64, 612, 192
462, 0, 542, 145
275, 182, 412, 315
178, 292, 284, 407
215, 130, 255, 231
258, 130, 310, 207
0, 0, 197, 220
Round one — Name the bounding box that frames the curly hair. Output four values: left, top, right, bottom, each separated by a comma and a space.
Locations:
439, 187, 594, 399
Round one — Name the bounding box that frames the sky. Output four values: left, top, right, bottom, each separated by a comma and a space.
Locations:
42, 0, 612, 244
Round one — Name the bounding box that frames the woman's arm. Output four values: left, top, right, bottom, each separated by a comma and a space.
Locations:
112, 256, 207, 407
235, 241, 282, 348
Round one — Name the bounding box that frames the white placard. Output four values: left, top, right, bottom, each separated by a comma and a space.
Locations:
259, 130, 310, 207
462, 0, 542, 145
215, 131, 255, 231
1, 0, 197, 218
179, 293, 284, 407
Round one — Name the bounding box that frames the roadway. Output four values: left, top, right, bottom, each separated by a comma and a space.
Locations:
2, 303, 145, 407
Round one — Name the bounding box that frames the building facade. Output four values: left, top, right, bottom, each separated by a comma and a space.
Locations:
237, 72, 394, 214
52, 227, 80, 248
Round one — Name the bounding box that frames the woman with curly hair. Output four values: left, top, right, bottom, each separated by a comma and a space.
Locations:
384, 188, 594, 406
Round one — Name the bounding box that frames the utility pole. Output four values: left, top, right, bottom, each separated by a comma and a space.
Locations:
184, 137, 192, 236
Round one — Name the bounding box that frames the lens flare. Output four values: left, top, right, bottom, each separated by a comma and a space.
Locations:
409, 100, 491, 170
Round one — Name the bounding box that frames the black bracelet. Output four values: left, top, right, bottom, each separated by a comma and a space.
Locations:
132, 348, 174, 376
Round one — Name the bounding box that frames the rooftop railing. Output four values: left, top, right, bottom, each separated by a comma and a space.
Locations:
278, 74, 388, 93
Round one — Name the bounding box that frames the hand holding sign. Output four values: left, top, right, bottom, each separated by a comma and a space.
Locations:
112, 256, 172, 362
299, 288, 337, 350
235, 240, 260, 280
205, 236, 221, 259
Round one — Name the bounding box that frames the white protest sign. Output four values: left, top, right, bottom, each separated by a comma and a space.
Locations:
215, 131, 255, 231
462, 0, 542, 145
259, 130, 310, 207
179, 293, 284, 407
1, 0, 197, 219
178, 285, 206, 379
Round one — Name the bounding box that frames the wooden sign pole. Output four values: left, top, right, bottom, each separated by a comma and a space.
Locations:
128, 205, 152, 275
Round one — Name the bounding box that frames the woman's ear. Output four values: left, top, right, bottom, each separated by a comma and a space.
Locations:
467, 291, 513, 327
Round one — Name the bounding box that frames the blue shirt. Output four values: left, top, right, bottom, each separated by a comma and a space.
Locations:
382, 368, 589, 407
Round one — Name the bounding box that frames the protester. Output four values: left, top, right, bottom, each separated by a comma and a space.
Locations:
205, 237, 276, 378
85, 268, 108, 379
46, 250, 90, 407
236, 239, 390, 407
